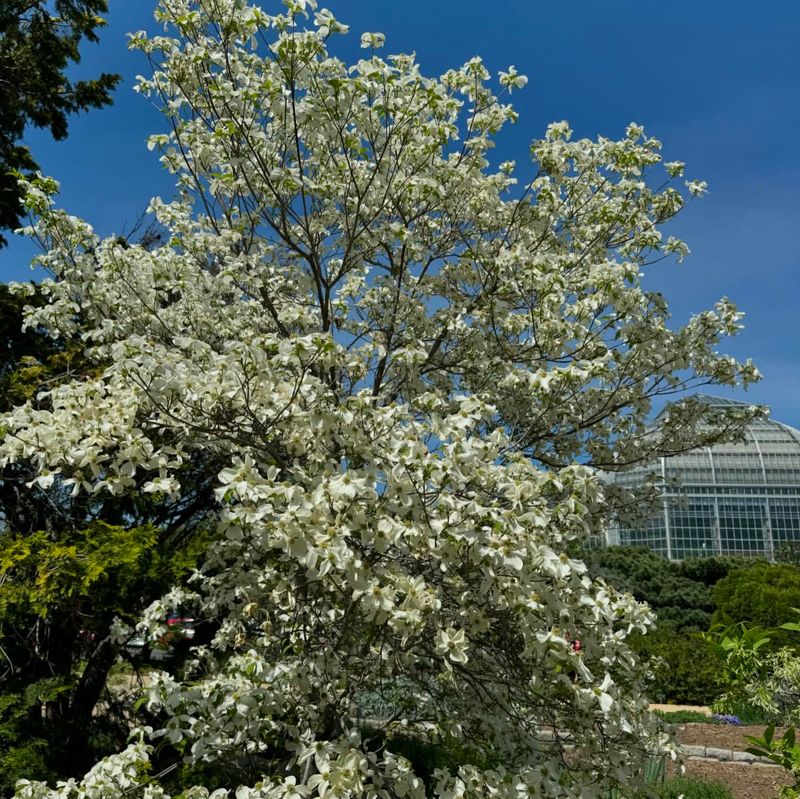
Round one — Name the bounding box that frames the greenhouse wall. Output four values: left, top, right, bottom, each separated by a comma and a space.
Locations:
605, 397, 800, 561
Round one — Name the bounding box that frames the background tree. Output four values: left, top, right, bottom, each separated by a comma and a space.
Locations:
583, 546, 749, 632
0, 1, 119, 247
713, 562, 800, 650
776, 541, 800, 565
3, 1, 762, 797
0, 282, 216, 793
582, 547, 753, 705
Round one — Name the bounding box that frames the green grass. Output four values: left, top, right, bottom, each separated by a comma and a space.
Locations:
651, 776, 733, 799
655, 706, 774, 726
654, 709, 716, 724
712, 702, 772, 725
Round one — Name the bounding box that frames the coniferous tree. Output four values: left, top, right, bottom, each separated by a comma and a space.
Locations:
0, 1, 120, 246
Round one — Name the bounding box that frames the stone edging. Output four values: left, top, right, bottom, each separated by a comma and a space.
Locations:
681, 744, 777, 766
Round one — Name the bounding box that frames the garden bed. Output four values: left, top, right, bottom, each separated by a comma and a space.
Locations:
668, 758, 792, 799
666, 723, 792, 799
676, 723, 787, 752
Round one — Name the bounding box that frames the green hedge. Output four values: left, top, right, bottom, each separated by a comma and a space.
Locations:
713, 562, 800, 649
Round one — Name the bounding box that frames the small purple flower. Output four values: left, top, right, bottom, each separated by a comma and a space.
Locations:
711, 713, 742, 725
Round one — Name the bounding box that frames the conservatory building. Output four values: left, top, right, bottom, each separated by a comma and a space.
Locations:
604, 396, 800, 561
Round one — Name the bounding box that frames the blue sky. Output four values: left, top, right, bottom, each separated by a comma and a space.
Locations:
2, 1, 798, 426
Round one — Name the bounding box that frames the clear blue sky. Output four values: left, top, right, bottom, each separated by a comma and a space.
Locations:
2, 1, 798, 427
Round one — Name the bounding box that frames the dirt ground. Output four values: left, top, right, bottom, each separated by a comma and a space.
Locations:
668, 723, 793, 799
675, 723, 786, 751
668, 758, 792, 799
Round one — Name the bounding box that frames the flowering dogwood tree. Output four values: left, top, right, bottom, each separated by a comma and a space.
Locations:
3, 0, 761, 796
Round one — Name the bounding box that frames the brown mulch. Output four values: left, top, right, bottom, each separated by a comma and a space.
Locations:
665, 722, 792, 799
668, 758, 792, 799
676, 723, 787, 751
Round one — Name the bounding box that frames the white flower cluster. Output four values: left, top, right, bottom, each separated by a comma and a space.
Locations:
4, 0, 758, 797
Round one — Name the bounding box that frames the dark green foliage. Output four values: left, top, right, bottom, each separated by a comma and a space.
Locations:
583, 546, 748, 632
647, 776, 733, 799
0, 679, 66, 787
161, 730, 498, 796
582, 547, 756, 704
0, 284, 52, 389
712, 562, 800, 649
776, 541, 800, 565
584, 548, 800, 707
0, 1, 120, 246
358, 729, 497, 795
633, 628, 720, 705
679, 556, 752, 588
0, 289, 221, 792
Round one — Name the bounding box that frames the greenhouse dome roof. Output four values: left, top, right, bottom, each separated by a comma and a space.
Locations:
651, 395, 800, 487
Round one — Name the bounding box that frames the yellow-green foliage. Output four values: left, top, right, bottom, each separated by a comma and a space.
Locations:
0, 522, 208, 790
0, 523, 178, 621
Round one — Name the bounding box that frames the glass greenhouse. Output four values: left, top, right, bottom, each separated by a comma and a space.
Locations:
605, 396, 800, 560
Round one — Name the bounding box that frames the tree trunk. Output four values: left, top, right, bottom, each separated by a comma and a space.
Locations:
69, 632, 116, 727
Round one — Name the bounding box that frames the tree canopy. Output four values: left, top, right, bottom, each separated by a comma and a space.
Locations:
713, 562, 800, 649
0, 1, 119, 247
2, 1, 761, 797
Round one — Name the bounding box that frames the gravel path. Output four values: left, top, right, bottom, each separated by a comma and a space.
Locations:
651, 703, 712, 715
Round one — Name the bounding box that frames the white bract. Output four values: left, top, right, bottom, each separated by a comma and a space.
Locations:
3, 0, 761, 796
